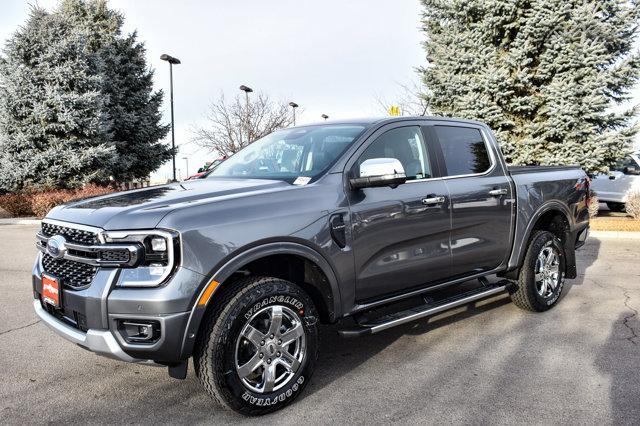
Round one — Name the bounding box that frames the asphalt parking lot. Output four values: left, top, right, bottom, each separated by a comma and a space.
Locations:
1, 224, 639, 424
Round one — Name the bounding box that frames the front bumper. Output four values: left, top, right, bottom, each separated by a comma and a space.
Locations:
32, 253, 206, 363
33, 299, 148, 363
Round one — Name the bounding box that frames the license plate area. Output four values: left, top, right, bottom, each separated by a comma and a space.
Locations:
42, 274, 61, 308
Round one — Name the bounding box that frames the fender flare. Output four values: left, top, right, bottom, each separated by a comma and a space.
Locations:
179, 242, 342, 358
509, 200, 574, 274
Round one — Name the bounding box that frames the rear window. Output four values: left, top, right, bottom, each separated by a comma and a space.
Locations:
434, 126, 491, 176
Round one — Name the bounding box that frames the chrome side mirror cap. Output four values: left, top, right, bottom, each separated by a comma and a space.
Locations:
350, 158, 407, 189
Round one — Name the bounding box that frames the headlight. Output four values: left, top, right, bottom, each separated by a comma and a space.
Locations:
101, 229, 180, 287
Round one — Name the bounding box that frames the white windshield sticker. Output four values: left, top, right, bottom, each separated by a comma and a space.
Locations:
293, 176, 311, 186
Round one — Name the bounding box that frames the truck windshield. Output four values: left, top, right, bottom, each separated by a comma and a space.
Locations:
208, 124, 366, 182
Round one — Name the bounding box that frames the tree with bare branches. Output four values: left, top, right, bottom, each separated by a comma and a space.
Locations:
374, 80, 430, 117
192, 92, 294, 156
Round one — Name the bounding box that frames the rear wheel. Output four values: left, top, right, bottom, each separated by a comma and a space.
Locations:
606, 201, 626, 212
194, 276, 318, 415
510, 230, 565, 312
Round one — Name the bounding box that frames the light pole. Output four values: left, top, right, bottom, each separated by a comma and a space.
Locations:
239, 85, 253, 146
160, 53, 181, 182
182, 156, 189, 179
321, 114, 329, 121
289, 102, 299, 126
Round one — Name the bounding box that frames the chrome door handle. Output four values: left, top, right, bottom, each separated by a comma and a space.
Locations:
488, 188, 508, 196
422, 196, 445, 205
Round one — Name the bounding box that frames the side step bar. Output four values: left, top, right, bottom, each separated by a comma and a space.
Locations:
338, 282, 510, 338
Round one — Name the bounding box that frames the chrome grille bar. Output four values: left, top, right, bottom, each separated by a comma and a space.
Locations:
36, 232, 141, 267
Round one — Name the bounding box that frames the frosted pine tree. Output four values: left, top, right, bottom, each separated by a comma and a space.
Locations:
0, 0, 170, 191
0, 7, 115, 190
100, 34, 172, 182
62, 0, 171, 182
420, 0, 640, 174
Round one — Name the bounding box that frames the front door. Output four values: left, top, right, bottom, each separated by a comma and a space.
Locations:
347, 124, 451, 302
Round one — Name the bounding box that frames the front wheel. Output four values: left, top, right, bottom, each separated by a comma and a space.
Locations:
194, 276, 318, 415
510, 230, 565, 312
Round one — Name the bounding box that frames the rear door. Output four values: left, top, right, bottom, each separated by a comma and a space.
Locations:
347, 123, 451, 301
430, 123, 514, 277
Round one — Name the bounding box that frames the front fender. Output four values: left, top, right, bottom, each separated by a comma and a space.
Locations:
178, 242, 342, 359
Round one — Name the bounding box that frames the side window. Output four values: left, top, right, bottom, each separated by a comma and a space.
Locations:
357, 126, 431, 180
434, 126, 491, 176
613, 156, 638, 174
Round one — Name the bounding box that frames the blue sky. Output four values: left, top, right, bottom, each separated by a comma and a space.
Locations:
1, 1, 638, 180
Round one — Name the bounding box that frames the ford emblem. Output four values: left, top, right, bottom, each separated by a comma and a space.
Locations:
46, 235, 67, 260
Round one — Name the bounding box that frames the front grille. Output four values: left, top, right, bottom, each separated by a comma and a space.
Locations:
42, 253, 98, 289
99, 249, 130, 263
41, 222, 99, 245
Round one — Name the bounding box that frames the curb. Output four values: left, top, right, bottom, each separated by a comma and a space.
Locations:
0, 217, 41, 226
590, 230, 640, 240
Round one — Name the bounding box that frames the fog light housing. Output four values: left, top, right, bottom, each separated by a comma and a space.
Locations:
118, 320, 160, 343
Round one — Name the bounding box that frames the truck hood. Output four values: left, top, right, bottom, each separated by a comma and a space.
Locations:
46, 178, 290, 230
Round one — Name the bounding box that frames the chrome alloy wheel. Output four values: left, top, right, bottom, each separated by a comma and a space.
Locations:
535, 245, 560, 298
235, 305, 306, 393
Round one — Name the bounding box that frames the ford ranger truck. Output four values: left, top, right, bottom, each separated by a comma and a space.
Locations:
32, 117, 590, 415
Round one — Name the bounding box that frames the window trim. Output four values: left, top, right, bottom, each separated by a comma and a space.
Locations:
431, 124, 497, 180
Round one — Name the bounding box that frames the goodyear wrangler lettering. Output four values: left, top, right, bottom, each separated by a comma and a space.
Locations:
245, 296, 304, 320
242, 376, 305, 406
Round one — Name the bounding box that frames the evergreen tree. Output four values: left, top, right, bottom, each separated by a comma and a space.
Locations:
0, 7, 115, 190
0, 0, 170, 191
420, 0, 640, 174
100, 33, 171, 182
62, 0, 171, 182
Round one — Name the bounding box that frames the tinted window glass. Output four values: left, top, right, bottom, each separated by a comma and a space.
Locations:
357, 126, 432, 180
435, 126, 491, 176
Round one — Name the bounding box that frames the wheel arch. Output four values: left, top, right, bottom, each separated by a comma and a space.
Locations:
504, 201, 575, 279
179, 242, 342, 359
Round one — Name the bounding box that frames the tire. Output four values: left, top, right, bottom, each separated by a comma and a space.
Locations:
510, 230, 566, 312
606, 201, 626, 212
194, 276, 319, 416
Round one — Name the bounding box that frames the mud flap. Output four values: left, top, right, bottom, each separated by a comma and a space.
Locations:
168, 360, 188, 380
563, 230, 577, 279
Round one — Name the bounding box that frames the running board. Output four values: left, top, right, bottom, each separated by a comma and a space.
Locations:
338, 282, 510, 338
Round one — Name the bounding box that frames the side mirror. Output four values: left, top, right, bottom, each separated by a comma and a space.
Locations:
350, 158, 407, 189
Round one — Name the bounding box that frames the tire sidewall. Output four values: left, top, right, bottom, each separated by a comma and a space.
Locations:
216, 280, 318, 413
528, 233, 565, 309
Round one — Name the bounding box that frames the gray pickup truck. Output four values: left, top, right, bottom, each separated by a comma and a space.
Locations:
32, 117, 590, 415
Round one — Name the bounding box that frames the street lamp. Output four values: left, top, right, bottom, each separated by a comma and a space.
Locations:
160, 53, 181, 182
321, 114, 329, 121
182, 156, 189, 179
239, 85, 253, 145
289, 102, 299, 126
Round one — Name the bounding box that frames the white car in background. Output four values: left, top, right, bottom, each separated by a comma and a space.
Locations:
591, 152, 640, 212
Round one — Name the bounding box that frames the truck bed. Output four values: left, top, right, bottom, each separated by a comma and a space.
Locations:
508, 165, 582, 174
506, 165, 589, 272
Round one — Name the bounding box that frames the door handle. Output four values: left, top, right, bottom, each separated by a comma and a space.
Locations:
488, 188, 508, 196
422, 196, 445, 205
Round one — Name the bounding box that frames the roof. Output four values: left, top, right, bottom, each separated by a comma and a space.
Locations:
295, 115, 488, 128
